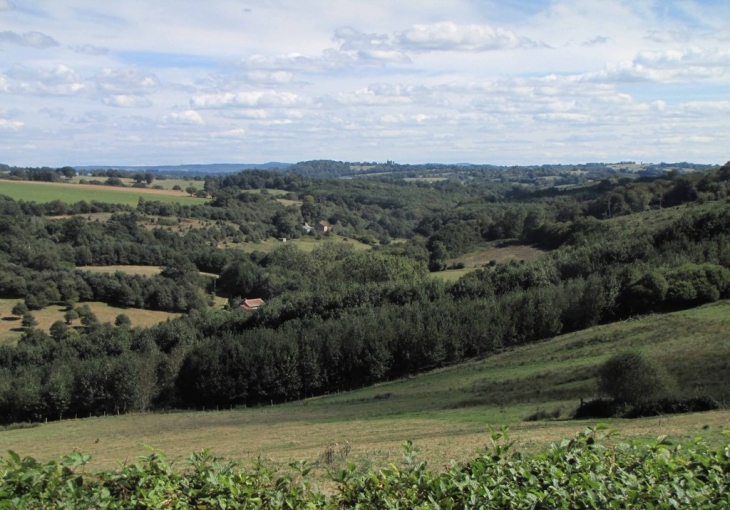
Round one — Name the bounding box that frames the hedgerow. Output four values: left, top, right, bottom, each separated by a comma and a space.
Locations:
1, 425, 728, 508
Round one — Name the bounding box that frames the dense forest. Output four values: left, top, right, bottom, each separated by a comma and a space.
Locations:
0, 160, 729, 423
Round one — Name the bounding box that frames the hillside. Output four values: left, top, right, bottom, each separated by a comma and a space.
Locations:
1, 162, 730, 425
3, 300, 729, 473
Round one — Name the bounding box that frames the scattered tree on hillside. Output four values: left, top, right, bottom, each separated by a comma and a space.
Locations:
49, 320, 68, 341
21, 312, 38, 329
64, 310, 79, 325
115, 313, 131, 328
11, 302, 28, 317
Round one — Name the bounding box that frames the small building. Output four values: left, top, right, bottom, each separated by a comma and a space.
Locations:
315, 220, 332, 233
240, 298, 265, 311
302, 223, 313, 234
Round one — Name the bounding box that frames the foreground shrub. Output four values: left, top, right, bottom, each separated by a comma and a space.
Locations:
2, 425, 729, 508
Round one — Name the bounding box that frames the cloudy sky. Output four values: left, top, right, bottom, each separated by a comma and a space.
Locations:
1, 0, 729, 166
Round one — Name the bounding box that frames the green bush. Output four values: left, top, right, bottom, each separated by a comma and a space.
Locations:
597, 351, 674, 405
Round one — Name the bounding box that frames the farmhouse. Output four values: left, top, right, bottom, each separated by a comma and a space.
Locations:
240, 298, 265, 311
315, 220, 332, 233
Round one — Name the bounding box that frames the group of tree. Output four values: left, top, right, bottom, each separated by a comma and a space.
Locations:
0, 161, 729, 423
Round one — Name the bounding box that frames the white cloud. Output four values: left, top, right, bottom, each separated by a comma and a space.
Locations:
397, 22, 541, 52
102, 94, 152, 108
74, 44, 109, 56
0, 118, 23, 130
0, 0, 15, 11
213, 128, 246, 138
0, 30, 59, 49
583, 47, 730, 83
69, 111, 107, 124
240, 50, 357, 73
634, 47, 730, 70
3, 64, 87, 95
325, 83, 433, 107
93, 67, 160, 94
582, 36, 610, 47
165, 109, 204, 124
246, 70, 293, 84
190, 90, 303, 109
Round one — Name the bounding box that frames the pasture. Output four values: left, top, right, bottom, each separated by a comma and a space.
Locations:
0, 299, 179, 345
77, 265, 220, 279
3, 301, 728, 475
432, 242, 547, 280
0, 180, 209, 206
76, 265, 165, 276
220, 235, 373, 253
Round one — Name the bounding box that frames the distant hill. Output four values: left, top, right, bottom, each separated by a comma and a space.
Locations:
74, 163, 291, 174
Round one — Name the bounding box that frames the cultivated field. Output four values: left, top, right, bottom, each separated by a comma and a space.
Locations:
0, 299, 179, 345
3, 301, 728, 475
0, 180, 209, 206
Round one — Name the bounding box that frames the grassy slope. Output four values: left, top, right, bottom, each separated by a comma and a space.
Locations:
0, 299, 179, 345
0, 180, 208, 206
2, 301, 728, 473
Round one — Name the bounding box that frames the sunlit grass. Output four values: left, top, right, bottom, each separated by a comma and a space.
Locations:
3, 301, 729, 475
0, 180, 208, 206
0, 299, 179, 345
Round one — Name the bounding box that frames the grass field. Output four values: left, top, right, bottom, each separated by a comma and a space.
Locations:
2, 301, 728, 475
0, 180, 209, 206
76, 265, 165, 276
431, 267, 476, 281
220, 235, 372, 253
77, 265, 220, 279
432, 242, 547, 281
0, 299, 179, 345
448, 242, 546, 269
69, 177, 201, 191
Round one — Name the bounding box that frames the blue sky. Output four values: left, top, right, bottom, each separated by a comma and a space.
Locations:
0, 0, 728, 166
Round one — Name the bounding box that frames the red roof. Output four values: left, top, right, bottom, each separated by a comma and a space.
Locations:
240, 298, 265, 311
